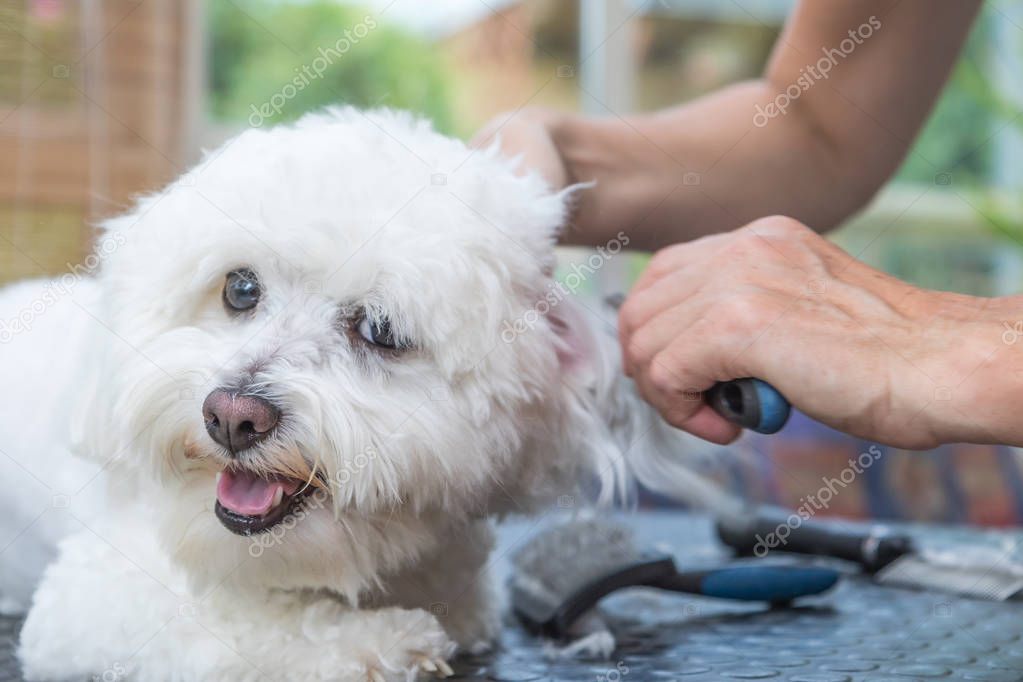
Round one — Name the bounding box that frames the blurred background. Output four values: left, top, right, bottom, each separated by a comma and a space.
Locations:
3, 0, 1023, 525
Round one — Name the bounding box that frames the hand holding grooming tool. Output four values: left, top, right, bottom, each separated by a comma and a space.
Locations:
603, 294, 791, 435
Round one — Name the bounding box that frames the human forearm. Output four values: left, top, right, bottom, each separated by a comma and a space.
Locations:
480, 1, 980, 252
550, 80, 862, 250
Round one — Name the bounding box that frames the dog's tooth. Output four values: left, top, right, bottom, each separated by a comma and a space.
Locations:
215, 471, 222, 485
271, 486, 284, 508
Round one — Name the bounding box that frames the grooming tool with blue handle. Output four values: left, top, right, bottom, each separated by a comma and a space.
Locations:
654, 564, 839, 603
510, 518, 840, 638
708, 378, 791, 434
601, 295, 790, 435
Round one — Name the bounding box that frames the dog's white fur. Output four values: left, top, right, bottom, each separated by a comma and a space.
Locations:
0, 108, 722, 681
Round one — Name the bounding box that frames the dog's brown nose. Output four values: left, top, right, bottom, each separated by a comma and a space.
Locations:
202, 389, 279, 454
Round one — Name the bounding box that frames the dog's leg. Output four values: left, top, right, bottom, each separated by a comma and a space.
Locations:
231, 599, 458, 682
19, 525, 456, 682
18, 524, 189, 682
175, 593, 457, 682
367, 520, 500, 654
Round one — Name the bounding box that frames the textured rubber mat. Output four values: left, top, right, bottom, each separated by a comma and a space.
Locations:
4, 513, 1022, 681
0, 617, 20, 682
450, 581, 1023, 681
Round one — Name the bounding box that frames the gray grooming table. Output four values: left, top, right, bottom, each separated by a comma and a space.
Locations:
0, 617, 17, 682
3, 512, 1023, 681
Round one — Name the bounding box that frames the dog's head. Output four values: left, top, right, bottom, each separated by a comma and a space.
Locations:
75, 108, 627, 598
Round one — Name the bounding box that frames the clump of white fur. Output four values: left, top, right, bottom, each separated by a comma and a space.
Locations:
0, 107, 727, 681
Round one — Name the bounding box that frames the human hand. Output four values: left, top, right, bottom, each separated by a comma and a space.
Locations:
470, 108, 569, 190
618, 216, 1014, 448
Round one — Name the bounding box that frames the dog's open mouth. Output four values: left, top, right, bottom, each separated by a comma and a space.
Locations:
214, 469, 309, 536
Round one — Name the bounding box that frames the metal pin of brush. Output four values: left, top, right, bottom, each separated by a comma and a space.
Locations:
717, 505, 1023, 601
510, 518, 840, 639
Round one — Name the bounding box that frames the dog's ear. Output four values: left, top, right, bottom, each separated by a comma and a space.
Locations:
543, 298, 737, 512
68, 291, 120, 469
548, 298, 599, 380
539, 298, 634, 504
67, 220, 140, 474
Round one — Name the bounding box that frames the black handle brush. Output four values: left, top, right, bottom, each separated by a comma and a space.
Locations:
715, 504, 913, 572
715, 505, 1023, 600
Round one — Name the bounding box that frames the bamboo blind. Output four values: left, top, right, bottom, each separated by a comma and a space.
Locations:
0, 0, 193, 284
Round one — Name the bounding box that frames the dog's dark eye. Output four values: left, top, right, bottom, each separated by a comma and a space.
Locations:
223, 269, 260, 312
357, 316, 397, 349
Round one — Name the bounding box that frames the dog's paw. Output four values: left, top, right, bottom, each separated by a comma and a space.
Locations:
410, 653, 454, 678
543, 609, 616, 660
363, 654, 452, 682
357, 608, 456, 682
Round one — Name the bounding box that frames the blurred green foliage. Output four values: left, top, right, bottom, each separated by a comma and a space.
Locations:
960, 73, 1023, 249
933, 11, 1023, 249
208, 0, 454, 133
894, 15, 992, 187
892, 9, 1023, 260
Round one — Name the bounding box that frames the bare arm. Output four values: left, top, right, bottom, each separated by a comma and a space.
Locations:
474, 0, 981, 250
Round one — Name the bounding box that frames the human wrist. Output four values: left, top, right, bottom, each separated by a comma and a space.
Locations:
916, 292, 1023, 446
959, 295, 1023, 445
540, 109, 581, 187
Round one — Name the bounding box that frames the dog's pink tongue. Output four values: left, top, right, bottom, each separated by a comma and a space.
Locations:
216, 469, 282, 516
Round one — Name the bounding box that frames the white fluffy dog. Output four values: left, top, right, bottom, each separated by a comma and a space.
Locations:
0, 108, 716, 681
